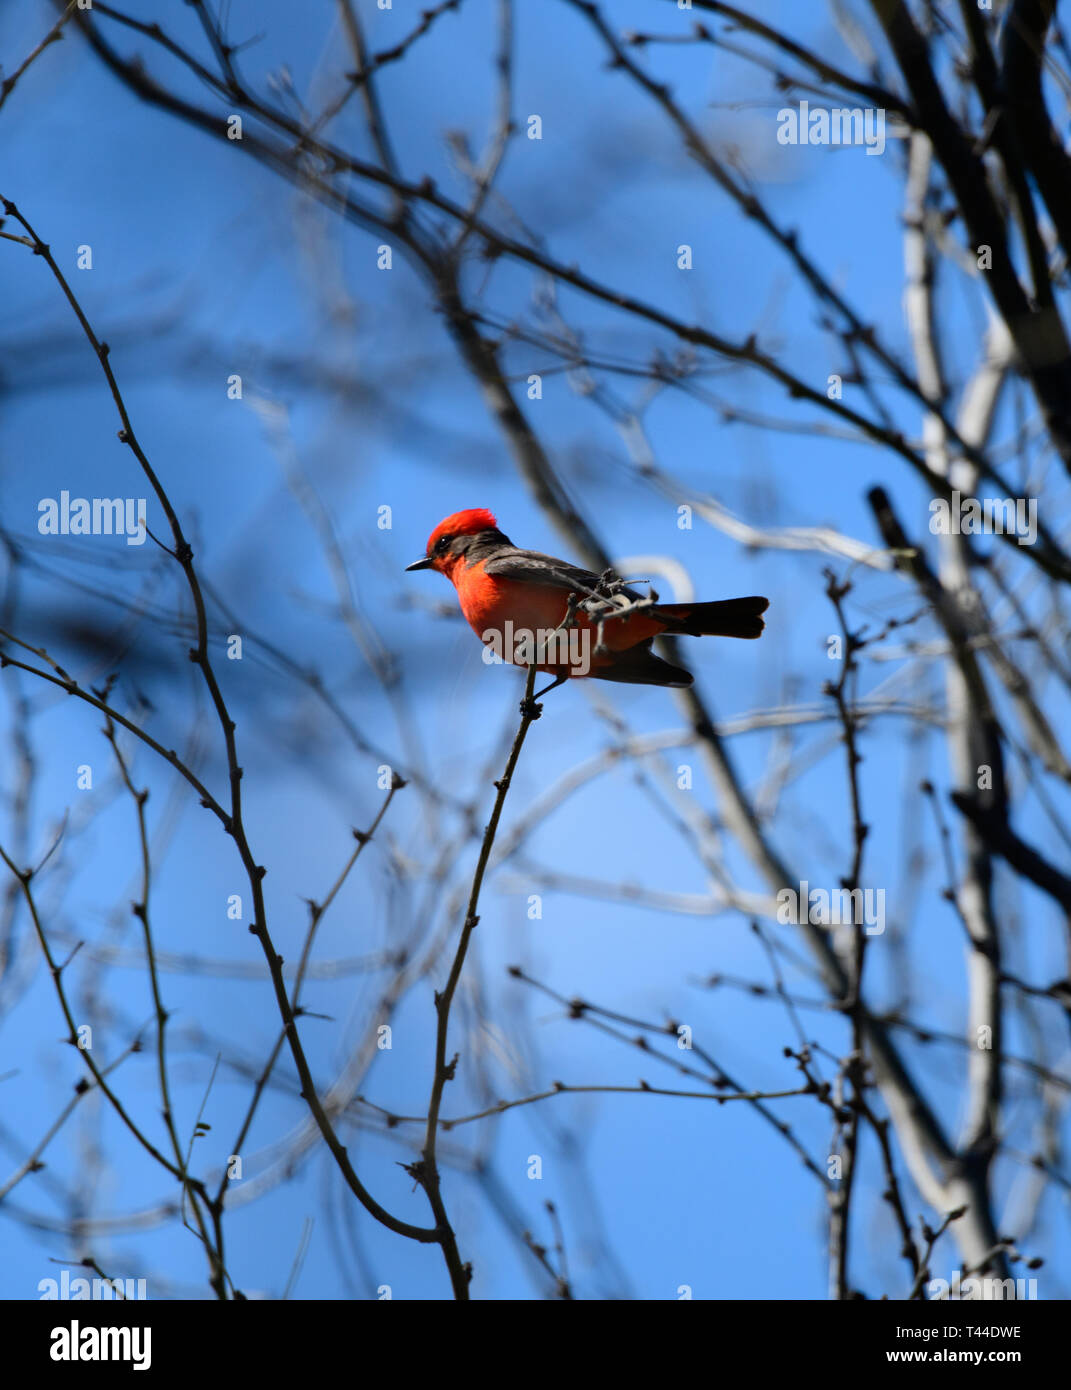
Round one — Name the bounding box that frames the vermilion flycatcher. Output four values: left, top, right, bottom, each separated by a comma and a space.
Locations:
407, 509, 768, 695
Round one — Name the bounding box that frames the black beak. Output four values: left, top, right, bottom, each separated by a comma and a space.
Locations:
405, 556, 433, 572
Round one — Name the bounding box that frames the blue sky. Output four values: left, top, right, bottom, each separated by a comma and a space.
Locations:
1, 0, 1069, 1299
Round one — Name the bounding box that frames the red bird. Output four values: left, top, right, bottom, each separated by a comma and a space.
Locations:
407, 509, 768, 696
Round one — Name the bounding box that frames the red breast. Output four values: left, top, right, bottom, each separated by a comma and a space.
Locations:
451, 561, 665, 664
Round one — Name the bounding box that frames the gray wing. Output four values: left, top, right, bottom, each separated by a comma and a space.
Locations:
482, 549, 645, 612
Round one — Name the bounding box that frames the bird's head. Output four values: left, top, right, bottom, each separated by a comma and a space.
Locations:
405, 509, 506, 577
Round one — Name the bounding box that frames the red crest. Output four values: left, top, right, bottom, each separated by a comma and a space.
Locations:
426, 508, 499, 553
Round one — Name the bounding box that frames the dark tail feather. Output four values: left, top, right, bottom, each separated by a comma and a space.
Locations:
594, 646, 694, 688
655, 596, 769, 639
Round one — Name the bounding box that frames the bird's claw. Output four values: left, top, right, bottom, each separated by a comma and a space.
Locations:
519, 696, 544, 720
